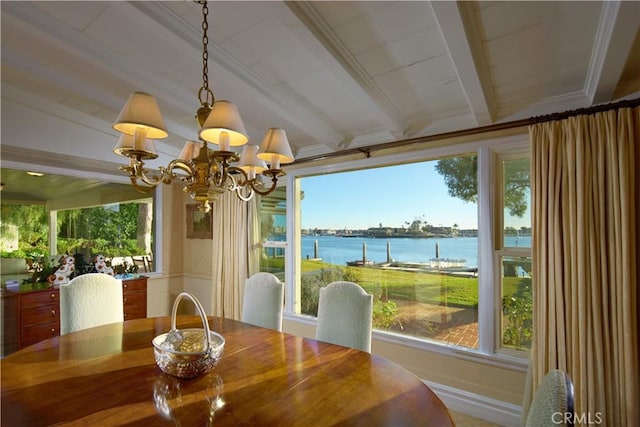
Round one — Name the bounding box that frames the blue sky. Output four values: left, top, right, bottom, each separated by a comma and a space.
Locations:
300, 161, 482, 230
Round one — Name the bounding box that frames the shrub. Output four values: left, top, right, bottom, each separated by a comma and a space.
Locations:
502, 280, 533, 349
372, 299, 398, 329
300, 266, 360, 316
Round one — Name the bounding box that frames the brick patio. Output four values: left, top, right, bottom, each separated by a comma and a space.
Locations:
390, 301, 479, 349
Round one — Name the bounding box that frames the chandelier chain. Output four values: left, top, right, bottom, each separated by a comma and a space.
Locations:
199, 1, 211, 105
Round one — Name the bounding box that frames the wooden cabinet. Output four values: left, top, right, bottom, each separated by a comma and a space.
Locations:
18, 289, 61, 349
3, 277, 147, 353
122, 276, 147, 320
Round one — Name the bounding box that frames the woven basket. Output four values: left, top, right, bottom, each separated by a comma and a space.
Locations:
152, 292, 225, 378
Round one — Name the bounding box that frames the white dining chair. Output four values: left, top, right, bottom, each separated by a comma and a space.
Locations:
60, 273, 124, 335
526, 369, 575, 427
315, 281, 373, 352
241, 272, 284, 331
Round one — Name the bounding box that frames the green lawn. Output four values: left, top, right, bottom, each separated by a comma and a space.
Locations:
262, 257, 530, 308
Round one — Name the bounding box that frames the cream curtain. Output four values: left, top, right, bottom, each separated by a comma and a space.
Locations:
528, 106, 639, 426
211, 191, 249, 320
247, 195, 262, 276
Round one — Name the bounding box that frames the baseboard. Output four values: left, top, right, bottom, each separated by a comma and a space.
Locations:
425, 380, 522, 427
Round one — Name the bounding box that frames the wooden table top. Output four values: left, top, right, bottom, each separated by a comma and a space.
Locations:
1, 316, 454, 426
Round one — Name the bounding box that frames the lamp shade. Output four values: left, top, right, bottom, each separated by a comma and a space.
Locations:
113, 92, 168, 139
238, 145, 267, 175
113, 133, 158, 159
257, 128, 294, 165
199, 100, 249, 148
178, 140, 203, 161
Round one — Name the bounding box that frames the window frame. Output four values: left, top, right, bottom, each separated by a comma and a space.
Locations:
280, 134, 530, 367
493, 149, 532, 356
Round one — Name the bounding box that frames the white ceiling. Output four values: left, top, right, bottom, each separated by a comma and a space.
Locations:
1, 1, 639, 200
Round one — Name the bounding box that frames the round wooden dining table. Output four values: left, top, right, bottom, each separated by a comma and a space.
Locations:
1, 316, 454, 426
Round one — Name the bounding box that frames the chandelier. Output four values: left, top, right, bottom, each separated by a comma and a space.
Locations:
111, 0, 294, 213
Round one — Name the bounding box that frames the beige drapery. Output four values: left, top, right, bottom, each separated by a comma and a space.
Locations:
247, 195, 262, 276
528, 106, 639, 426
210, 191, 258, 320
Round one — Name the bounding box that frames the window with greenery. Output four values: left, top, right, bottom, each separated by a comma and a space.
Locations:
1, 197, 154, 282
262, 137, 533, 357
0, 204, 49, 259
258, 188, 286, 281
56, 200, 154, 273
497, 156, 532, 351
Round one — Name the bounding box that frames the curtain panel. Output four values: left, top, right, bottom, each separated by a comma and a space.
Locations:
210, 192, 249, 320
528, 106, 639, 426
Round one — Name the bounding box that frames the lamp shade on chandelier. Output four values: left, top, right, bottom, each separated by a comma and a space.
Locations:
111, 0, 293, 212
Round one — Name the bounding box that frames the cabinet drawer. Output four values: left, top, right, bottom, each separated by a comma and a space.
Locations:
21, 290, 59, 309
22, 305, 60, 326
123, 305, 146, 320
123, 291, 146, 320
123, 292, 146, 307
122, 279, 146, 292
22, 322, 59, 347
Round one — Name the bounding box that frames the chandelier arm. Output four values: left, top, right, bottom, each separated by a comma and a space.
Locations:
210, 155, 237, 189
166, 159, 198, 184
234, 185, 255, 202
225, 166, 249, 184
250, 175, 279, 196
120, 158, 172, 190
127, 176, 158, 194
224, 172, 240, 192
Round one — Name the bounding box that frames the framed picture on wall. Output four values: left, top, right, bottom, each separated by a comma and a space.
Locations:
186, 204, 213, 239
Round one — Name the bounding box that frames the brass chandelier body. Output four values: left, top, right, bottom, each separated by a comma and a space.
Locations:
112, 1, 293, 212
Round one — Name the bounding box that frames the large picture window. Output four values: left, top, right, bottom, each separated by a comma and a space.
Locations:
257, 136, 531, 357
296, 156, 480, 348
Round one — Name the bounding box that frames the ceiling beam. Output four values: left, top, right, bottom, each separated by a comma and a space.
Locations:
430, 1, 495, 126
584, 1, 640, 104
284, 1, 409, 141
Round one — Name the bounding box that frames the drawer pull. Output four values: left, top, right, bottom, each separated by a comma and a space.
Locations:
50, 294, 56, 299
123, 284, 128, 288
51, 310, 56, 316
50, 329, 56, 335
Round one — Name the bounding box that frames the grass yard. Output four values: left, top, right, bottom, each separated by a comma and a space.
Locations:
267, 258, 480, 307
262, 257, 530, 309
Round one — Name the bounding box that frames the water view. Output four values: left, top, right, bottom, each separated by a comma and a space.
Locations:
300, 235, 531, 268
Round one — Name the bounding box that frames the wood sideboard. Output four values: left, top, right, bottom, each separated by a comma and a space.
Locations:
2, 276, 147, 355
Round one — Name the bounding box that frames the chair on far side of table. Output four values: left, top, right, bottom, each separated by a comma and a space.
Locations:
241, 272, 284, 331
60, 273, 124, 335
316, 281, 373, 352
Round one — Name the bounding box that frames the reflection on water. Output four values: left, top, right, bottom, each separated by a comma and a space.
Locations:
153, 374, 225, 426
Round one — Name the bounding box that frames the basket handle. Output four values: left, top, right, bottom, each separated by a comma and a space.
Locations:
170, 292, 211, 350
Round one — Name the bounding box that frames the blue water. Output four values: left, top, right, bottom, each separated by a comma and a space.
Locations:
300, 235, 531, 268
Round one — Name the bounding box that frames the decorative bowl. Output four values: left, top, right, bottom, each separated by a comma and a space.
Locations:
152, 292, 225, 378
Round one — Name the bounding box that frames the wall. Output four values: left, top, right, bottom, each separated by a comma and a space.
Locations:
147, 184, 185, 317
